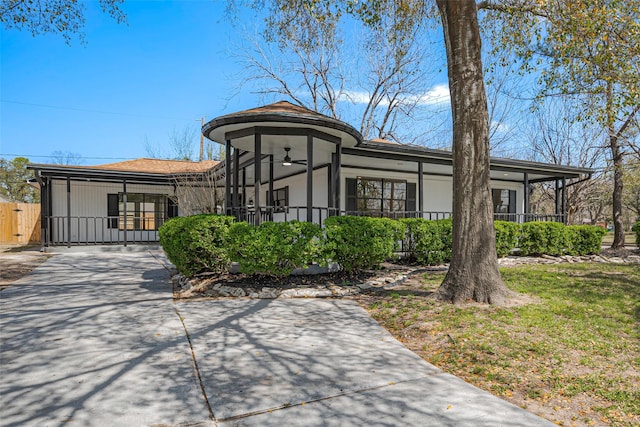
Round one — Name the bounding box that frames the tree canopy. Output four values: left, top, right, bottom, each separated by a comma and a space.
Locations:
0, 0, 126, 43
482, 0, 640, 247
0, 157, 39, 203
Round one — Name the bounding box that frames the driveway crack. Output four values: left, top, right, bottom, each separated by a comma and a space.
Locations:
174, 304, 217, 423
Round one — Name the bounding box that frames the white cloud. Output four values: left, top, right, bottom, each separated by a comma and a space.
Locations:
340, 84, 451, 107
491, 120, 511, 134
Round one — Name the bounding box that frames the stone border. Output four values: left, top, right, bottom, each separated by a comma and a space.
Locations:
172, 253, 639, 300
172, 267, 419, 299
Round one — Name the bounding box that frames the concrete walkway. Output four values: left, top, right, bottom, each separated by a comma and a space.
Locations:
1, 251, 554, 426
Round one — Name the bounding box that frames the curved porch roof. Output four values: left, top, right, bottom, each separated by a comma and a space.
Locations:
202, 101, 362, 161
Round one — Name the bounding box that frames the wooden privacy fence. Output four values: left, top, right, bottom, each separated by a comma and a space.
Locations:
0, 203, 41, 245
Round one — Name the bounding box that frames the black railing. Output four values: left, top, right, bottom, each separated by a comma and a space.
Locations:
228, 206, 341, 225
43, 210, 566, 246
227, 207, 565, 226
45, 216, 163, 247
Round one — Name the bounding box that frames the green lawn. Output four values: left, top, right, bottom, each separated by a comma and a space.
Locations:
362, 263, 640, 426
601, 232, 637, 246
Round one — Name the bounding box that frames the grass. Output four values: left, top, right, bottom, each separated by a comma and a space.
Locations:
601, 232, 637, 246
360, 263, 640, 426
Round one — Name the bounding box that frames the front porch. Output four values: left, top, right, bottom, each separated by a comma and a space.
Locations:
203, 102, 589, 229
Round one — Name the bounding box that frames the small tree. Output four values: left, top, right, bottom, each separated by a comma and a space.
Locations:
0, 157, 39, 203
172, 169, 223, 216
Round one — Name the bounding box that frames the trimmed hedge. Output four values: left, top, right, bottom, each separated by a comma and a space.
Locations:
324, 216, 405, 272
494, 221, 521, 258
158, 214, 235, 277
633, 221, 640, 246
519, 221, 566, 256
228, 220, 324, 277
565, 225, 607, 255
400, 218, 452, 265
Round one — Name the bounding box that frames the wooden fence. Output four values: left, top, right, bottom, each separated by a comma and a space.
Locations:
0, 203, 41, 245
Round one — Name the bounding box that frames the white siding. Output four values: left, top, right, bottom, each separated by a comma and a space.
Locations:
49, 180, 175, 244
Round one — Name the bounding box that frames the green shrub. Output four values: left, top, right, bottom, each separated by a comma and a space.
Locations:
159, 214, 235, 277
399, 218, 452, 265
633, 221, 640, 246
519, 221, 566, 256
228, 220, 325, 277
494, 221, 521, 258
324, 216, 404, 272
565, 225, 607, 255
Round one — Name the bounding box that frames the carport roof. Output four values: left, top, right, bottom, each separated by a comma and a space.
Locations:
28, 158, 218, 184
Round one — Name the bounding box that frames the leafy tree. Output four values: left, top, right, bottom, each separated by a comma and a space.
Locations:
482, 0, 640, 248
0, 157, 39, 203
0, 0, 126, 43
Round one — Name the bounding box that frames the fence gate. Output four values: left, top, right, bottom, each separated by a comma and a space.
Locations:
0, 203, 41, 245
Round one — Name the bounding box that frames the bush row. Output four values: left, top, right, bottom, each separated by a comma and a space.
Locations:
159, 215, 608, 277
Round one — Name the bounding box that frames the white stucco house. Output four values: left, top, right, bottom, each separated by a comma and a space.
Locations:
29, 101, 591, 247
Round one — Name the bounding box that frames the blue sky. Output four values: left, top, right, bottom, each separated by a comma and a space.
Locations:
1, 1, 267, 164
2, 1, 470, 166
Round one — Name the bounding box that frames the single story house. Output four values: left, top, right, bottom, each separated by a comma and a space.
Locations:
29, 101, 591, 247
203, 101, 591, 226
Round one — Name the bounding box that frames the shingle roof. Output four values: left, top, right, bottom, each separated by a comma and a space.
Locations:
221, 101, 328, 119
40, 158, 218, 175
83, 158, 218, 174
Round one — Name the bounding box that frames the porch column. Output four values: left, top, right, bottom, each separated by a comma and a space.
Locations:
242, 168, 246, 208
233, 148, 240, 211
123, 179, 127, 247
307, 133, 313, 222
39, 176, 47, 247
562, 177, 567, 225
225, 139, 231, 215
254, 133, 262, 226
555, 180, 561, 218
524, 172, 530, 222
418, 161, 424, 216
268, 154, 274, 219
66, 176, 71, 248
333, 141, 341, 214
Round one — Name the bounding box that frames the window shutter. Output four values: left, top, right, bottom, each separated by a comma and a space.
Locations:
508, 190, 517, 213
107, 194, 119, 229
346, 178, 357, 213
406, 182, 417, 212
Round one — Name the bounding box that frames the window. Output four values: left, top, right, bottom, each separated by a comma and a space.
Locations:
107, 193, 168, 230
269, 186, 289, 209
346, 177, 416, 217
492, 189, 516, 220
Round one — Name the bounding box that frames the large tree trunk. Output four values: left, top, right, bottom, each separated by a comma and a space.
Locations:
607, 83, 626, 249
435, 0, 510, 305
610, 130, 625, 248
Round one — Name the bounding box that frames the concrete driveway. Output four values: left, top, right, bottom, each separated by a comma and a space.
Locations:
1, 250, 554, 426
